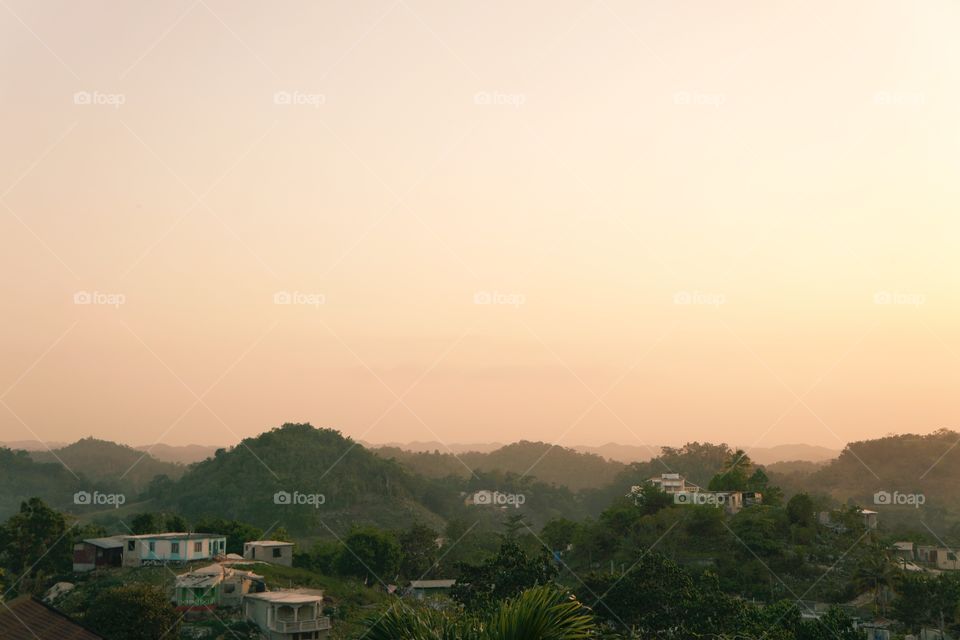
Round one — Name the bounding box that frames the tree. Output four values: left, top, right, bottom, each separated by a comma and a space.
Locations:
85, 584, 181, 640
194, 517, 263, 555
164, 513, 187, 532
786, 493, 816, 527
399, 523, 439, 579
708, 449, 753, 491
130, 512, 164, 534
541, 518, 578, 551
451, 541, 558, 612
0, 497, 71, 594
364, 585, 595, 640
336, 527, 401, 584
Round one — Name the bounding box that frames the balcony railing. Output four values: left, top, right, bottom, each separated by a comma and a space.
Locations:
271, 616, 332, 633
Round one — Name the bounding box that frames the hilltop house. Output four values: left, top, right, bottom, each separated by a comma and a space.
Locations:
243, 590, 331, 639
122, 532, 227, 566
73, 536, 125, 572
648, 473, 700, 493
174, 563, 265, 611
244, 540, 295, 567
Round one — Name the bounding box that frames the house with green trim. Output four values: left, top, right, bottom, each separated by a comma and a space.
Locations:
174, 563, 265, 611
121, 532, 227, 566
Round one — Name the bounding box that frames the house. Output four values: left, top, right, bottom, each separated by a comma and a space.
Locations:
243, 590, 332, 639
861, 510, 879, 530
244, 540, 295, 566
892, 541, 915, 562
0, 595, 104, 639
174, 563, 265, 611
917, 545, 960, 571
408, 579, 456, 600
73, 536, 124, 572
121, 532, 227, 566
648, 473, 700, 494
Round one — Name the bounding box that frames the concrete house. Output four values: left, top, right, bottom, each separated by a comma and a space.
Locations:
173, 563, 265, 611
917, 545, 960, 571
73, 536, 125, 572
121, 532, 227, 566
244, 540, 295, 566
243, 590, 331, 639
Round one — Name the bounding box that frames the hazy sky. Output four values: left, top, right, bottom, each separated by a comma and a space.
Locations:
1, 1, 959, 451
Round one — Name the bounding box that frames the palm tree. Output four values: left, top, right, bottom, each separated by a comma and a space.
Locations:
853, 544, 900, 616
363, 585, 596, 640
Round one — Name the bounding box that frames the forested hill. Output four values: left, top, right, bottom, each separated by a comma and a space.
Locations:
807, 430, 960, 505
150, 423, 444, 534
373, 440, 626, 491
0, 448, 80, 518
30, 437, 185, 492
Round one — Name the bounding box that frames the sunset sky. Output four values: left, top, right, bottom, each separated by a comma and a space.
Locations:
1, 0, 959, 451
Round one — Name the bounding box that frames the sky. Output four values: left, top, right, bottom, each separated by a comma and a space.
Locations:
1, 0, 959, 451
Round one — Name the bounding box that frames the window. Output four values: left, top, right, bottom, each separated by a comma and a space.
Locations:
149, 541, 155, 552
128, 540, 135, 551
273, 548, 282, 558
171, 542, 180, 554
194, 541, 202, 553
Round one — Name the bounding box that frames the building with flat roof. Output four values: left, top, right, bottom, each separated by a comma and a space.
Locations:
243, 589, 331, 639
244, 540, 295, 566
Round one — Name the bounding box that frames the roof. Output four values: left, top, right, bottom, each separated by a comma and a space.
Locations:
0, 596, 104, 639
245, 540, 294, 547
893, 541, 914, 551
83, 536, 125, 549
123, 532, 225, 540
410, 579, 456, 589
245, 589, 324, 604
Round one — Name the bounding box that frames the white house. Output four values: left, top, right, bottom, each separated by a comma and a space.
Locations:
121, 533, 227, 566
244, 541, 295, 567
243, 590, 331, 639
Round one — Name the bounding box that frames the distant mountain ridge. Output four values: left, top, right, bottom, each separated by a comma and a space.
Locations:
365, 441, 840, 465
